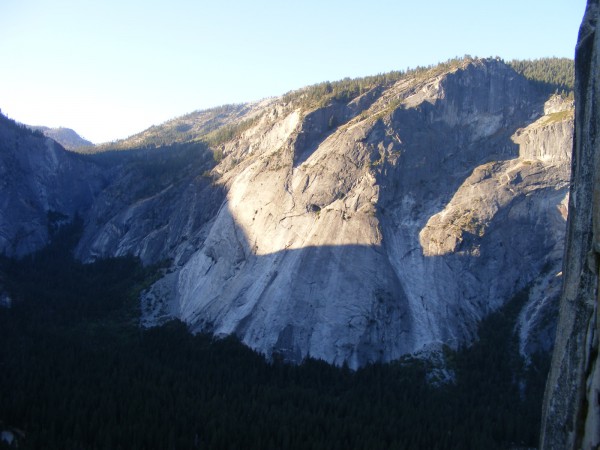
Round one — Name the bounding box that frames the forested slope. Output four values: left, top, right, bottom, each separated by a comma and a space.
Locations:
0, 223, 548, 449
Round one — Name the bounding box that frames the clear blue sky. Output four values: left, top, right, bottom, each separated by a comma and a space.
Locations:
0, 0, 587, 144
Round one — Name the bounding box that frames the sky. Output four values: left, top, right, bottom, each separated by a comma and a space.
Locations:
0, 0, 588, 144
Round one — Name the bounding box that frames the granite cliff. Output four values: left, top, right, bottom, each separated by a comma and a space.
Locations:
540, 1, 600, 448
0, 58, 574, 369
98, 58, 571, 368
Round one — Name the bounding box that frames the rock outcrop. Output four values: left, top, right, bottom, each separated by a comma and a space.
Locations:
540, 1, 600, 448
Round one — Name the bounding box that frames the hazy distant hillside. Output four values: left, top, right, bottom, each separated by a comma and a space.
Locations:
92, 103, 257, 152
31, 126, 93, 150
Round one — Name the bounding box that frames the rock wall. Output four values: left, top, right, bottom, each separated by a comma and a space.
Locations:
540, 1, 600, 448
513, 96, 574, 163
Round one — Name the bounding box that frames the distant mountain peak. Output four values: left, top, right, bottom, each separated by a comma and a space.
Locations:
30, 126, 93, 151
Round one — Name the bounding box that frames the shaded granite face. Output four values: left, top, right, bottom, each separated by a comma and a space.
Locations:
540, 1, 600, 449
0, 117, 105, 257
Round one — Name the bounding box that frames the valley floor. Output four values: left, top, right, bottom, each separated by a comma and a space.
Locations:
0, 234, 548, 450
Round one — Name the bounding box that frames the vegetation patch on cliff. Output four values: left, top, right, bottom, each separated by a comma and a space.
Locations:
542, 108, 575, 124
509, 57, 574, 94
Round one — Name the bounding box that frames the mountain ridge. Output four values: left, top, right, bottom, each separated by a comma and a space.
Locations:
79, 56, 573, 153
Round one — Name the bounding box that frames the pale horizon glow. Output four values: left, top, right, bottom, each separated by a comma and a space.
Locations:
0, 0, 587, 144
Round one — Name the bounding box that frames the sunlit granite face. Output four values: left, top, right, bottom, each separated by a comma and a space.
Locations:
131, 59, 571, 368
